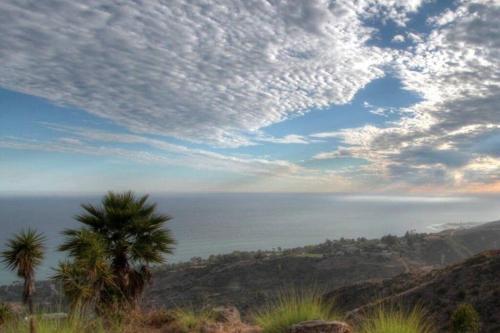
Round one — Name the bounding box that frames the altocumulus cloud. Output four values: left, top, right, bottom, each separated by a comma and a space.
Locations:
313, 0, 500, 191
10, 0, 500, 193
0, 0, 421, 147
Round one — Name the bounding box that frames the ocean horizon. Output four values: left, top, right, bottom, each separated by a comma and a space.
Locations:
1, 193, 500, 284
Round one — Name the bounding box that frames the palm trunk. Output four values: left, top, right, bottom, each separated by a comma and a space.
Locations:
113, 252, 131, 305
24, 277, 37, 333
28, 297, 36, 333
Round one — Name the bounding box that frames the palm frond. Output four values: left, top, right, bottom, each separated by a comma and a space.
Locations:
1, 228, 45, 278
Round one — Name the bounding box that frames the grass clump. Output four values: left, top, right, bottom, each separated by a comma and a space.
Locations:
141, 308, 175, 328
254, 289, 338, 333
451, 303, 480, 333
0, 303, 14, 326
171, 308, 215, 332
359, 306, 434, 333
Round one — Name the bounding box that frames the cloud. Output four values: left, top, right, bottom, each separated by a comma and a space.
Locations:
312, 0, 500, 190
313, 151, 341, 160
0, 0, 423, 147
256, 134, 319, 145
0, 128, 359, 192
34, 124, 307, 176
363, 101, 401, 117
392, 34, 405, 43
406, 32, 423, 43
358, 0, 425, 26
10, 0, 500, 194
395, 146, 470, 168
338, 195, 474, 203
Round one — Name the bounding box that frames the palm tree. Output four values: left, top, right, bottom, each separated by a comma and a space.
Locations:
53, 230, 116, 311
56, 191, 175, 311
1, 229, 45, 333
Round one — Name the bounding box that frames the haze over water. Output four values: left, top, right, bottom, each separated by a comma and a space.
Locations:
1, 193, 499, 284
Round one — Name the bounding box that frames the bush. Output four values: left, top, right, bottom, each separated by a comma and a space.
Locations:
451, 303, 480, 333
254, 290, 338, 333
359, 306, 434, 333
381, 234, 399, 247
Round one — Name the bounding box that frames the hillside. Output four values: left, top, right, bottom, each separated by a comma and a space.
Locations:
146, 251, 406, 314
143, 220, 500, 313
325, 250, 500, 332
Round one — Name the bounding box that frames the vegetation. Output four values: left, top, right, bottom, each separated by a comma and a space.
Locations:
451, 303, 480, 333
0, 314, 106, 333
0, 302, 14, 325
53, 191, 175, 313
0, 307, 215, 333
381, 234, 399, 248
1, 229, 46, 333
138, 308, 173, 328
359, 306, 434, 333
254, 290, 338, 333
171, 308, 214, 332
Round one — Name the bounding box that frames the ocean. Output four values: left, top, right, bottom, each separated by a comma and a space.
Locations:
1, 193, 500, 284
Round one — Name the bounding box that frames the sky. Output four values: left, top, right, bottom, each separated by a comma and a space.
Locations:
0, 0, 500, 195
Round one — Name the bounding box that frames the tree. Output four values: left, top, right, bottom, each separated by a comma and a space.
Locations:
55, 191, 175, 312
53, 230, 116, 311
1, 229, 45, 333
381, 234, 399, 247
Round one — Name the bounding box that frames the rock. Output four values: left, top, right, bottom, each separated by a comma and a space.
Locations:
240, 325, 263, 333
200, 307, 261, 333
40, 312, 68, 320
200, 323, 222, 333
5, 302, 23, 315
287, 320, 353, 333
200, 322, 262, 333
212, 306, 241, 323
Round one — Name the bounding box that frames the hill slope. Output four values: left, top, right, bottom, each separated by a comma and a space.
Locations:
325, 250, 500, 332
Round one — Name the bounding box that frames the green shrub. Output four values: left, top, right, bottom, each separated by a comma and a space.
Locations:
359, 306, 434, 333
254, 290, 338, 333
451, 303, 480, 333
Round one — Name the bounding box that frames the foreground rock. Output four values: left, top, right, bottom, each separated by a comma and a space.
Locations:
200, 322, 261, 333
287, 320, 353, 333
